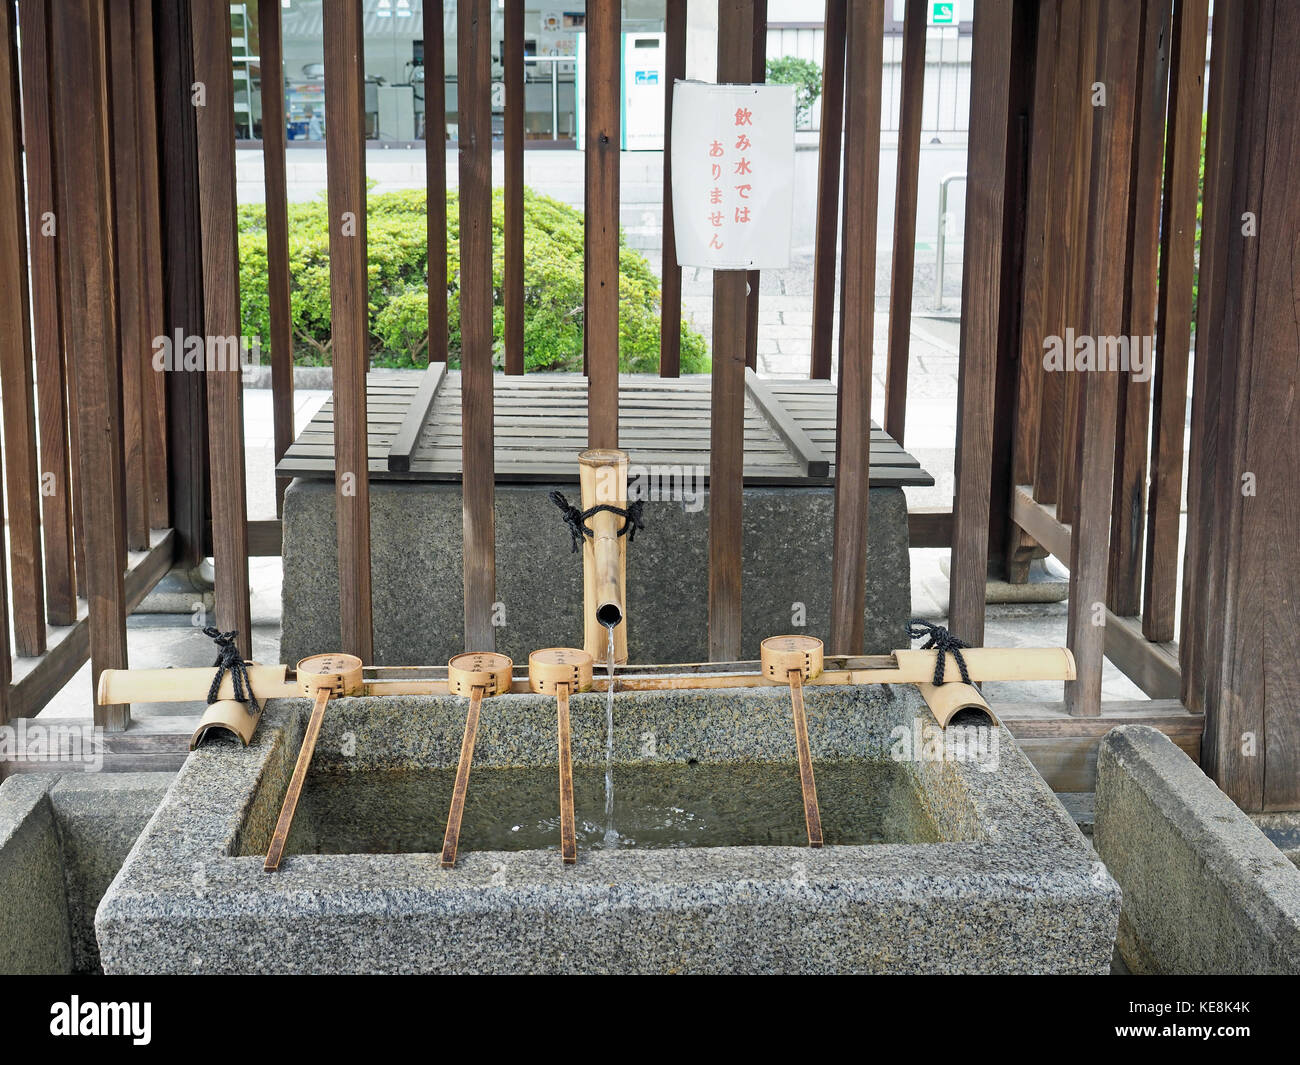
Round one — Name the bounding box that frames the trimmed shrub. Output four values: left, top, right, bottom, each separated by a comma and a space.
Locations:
237, 187, 710, 373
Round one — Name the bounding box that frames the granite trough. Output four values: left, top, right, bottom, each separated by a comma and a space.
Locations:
97, 682, 1118, 974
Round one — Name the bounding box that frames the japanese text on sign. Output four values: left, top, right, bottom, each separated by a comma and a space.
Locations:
669, 81, 796, 270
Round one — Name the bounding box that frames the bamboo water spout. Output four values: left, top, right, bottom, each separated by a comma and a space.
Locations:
579, 448, 630, 664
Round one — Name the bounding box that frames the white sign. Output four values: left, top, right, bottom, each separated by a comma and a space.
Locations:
669, 81, 796, 270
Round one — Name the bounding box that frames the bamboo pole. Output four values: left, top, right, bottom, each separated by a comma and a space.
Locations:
98, 648, 1076, 704
441, 684, 484, 868
264, 686, 332, 872
788, 669, 824, 847
556, 682, 577, 863
579, 448, 629, 663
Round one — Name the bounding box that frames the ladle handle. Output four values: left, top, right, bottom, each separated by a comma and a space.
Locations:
265, 686, 333, 871
441, 684, 485, 868
556, 682, 577, 864
788, 669, 824, 848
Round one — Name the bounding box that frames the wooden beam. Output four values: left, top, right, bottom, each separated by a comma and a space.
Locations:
1009, 0, 1057, 494
585, 0, 621, 448
987, 0, 1037, 583
107, 0, 152, 555
908, 507, 953, 549
191, 0, 253, 659
1180, 0, 1241, 712
883, 0, 926, 444
1064, 0, 1141, 716
1142, 0, 1208, 642
744, 368, 829, 477
48, 0, 129, 730
386, 361, 447, 472
1012, 484, 1070, 561
744, 0, 767, 373
1032, 0, 1080, 508
1052, 0, 1098, 530
0, 0, 46, 656
258, 0, 295, 514
154, 0, 210, 571
458, 0, 496, 651
948, 0, 1015, 645
1108, 0, 1171, 616
16, 0, 75, 629
1198, 0, 1300, 811
1000, 699, 1203, 791
322, 0, 374, 663
708, 0, 756, 660
424, 0, 448, 362
132, 0, 170, 532
829, 0, 884, 655
809, 0, 846, 381
1104, 610, 1180, 700
6, 532, 174, 721
659, 0, 687, 378
503, 0, 525, 376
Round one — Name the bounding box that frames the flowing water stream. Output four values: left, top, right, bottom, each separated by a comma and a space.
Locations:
603, 624, 619, 846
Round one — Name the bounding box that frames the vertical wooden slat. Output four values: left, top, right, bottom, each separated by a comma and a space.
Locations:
586, 0, 621, 448
1009, 0, 1058, 488
49, 0, 129, 729
459, 0, 496, 651
1006, 0, 1059, 583
743, 0, 767, 372
883, 0, 926, 445
1064, 0, 1141, 716
947, 0, 1015, 645
503, 0, 525, 376
258, 0, 295, 514
1053, 1, 1098, 529
1107, 0, 1171, 616
154, 0, 210, 571
659, 0, 687, 377
1199, 0, 1300, 811
986, 4, 1037, 584
425, 0, 448, 362
809, 0, 847, 381
107, 0, 152, 554
132, 0, 169, 531
708, 0, 757, 661
1142, 0, 1208, 643
1032, 0, 1080, 507
321, 0, 373, 663
828, 0, 883, 654
1251, 1, 1300, 811
0, 0, 47, 655
17, 0, 75, 628
192, 0, 253, 657
1180, 0, 1239, 712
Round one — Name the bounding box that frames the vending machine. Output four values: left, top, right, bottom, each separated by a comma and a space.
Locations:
576, 31, 667, 150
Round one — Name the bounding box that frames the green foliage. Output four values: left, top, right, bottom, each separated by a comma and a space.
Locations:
237, 187, 709, 373
765, 56, 823, 126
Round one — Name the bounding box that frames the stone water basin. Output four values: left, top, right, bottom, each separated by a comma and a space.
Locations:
97, 684, 1120, 974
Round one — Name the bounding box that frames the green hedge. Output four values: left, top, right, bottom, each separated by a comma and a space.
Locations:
237, 187, 710, 373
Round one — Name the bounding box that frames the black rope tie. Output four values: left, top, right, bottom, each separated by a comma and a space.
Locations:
908, 619, 972, 686
204, 627, 260, 714
549, 491, 645, 553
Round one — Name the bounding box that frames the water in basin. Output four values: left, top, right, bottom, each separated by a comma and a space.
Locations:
283, 760, 940, 856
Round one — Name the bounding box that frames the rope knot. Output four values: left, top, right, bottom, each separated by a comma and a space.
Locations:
204, 626, 259, 714
908, 619, 972, 686
549, 491, 646, 552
